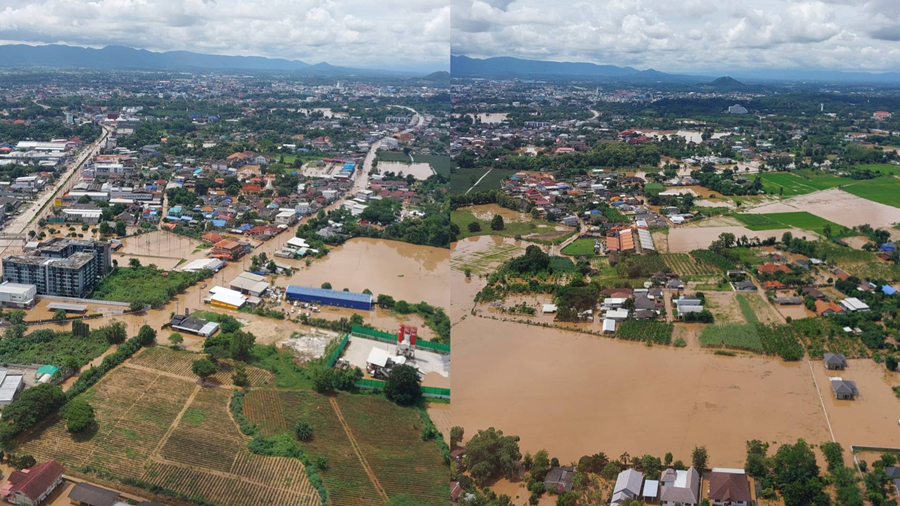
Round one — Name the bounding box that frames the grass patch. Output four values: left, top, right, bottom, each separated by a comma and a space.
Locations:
736, 294, 758, 324
759, 172, 854, 196
616, 320, 673, 345
0, 328, 109, 369
248, 344, 313, 389
450, 168, 516, 194
700, 323, 762, 351
561, 238, 599, 257
733, 212, 849, 236
92, 265, 209, 307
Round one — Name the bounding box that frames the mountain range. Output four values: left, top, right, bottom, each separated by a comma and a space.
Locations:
0, 44, 424, 76
452, 55, 900, 84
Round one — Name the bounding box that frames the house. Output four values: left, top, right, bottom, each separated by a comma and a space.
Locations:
758, 263, 791, 275
802, 286, 825, 299
0, 460, 64, 505
643, 479, 660, 503
763, 280, 785, 290
824, 352, 848, 370
450, 481, 462, 503
775, 296, 802, 305
707, 469, 752, 506
544, 466, 575, 493
830, 378, 859, 400
611, 469, 644, 506
815, 300, 844, 316
840, 297, 870, 312
67, 482, 120, 506
659, 467, 701, 506
735, 280, 756, 291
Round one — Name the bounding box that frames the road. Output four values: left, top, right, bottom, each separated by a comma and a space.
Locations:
355, 105, 424, 193
0, 122, 110, 259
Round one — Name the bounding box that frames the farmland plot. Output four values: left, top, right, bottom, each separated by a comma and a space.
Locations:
20, 366, 195, 479
244, 390, 383, 506
131, 346, 274, 386
336, 394, 449, 505
663, 253, 719, 278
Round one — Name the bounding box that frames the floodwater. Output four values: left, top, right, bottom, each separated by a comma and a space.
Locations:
284, 238, 450, 309
467, 112, 509, 124
452, 317, 833, 467
298, 107, 347, 119
377, 161, 435, 180
639, 129, 732, 144
667, 225, 815, 253
467, 204, 532, 223
744, 188, 900, 229
450, 235, 524, 323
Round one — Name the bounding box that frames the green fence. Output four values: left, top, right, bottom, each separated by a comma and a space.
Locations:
354, 379, 451, 399
326, 333, 350, 368
350, 326, 450, 354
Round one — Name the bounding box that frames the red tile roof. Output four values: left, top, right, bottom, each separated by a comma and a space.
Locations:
4, 460, 64, 502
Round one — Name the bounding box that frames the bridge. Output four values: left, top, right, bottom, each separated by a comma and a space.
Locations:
0, 234, 29, 243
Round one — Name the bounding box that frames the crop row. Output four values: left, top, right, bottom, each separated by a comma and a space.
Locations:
690, 249, 736, 271
616, 320, 673, 345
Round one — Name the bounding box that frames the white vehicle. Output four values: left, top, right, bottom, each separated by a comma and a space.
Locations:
290, 307, 295, 314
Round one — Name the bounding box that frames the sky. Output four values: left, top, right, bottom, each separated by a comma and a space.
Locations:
0, 0, 450, 72
452, 0, 900, 73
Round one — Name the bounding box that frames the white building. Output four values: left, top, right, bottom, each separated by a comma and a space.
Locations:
0, 282, 36, 308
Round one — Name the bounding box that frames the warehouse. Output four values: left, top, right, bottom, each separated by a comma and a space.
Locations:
285, 285, 373, 310
0, 370, 25, 406
180, 258, 225, 273
0, 282, 36, 308
229, 271, 269, 297
207, 286, 248, 310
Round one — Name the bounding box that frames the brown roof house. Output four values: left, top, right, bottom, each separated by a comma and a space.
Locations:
660, 467, 701, 506
0, 460, 64, 505
708, 470, 752, 506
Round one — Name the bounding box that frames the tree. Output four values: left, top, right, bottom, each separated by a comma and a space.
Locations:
192, 358, 217, 383
136, 325, 156, 346
822, 223, 832, 238
771, 439, 827, 506
349, 313, 364, 327
531, 449, 550, 482
62, 399, 95, 433
450, 426, 464, 448
115, 220, 126, 236
467, 221, 481, 233
232, 362, 249, 387
491, 214, 505, 231
377, 294, 395, 308
168, 332, 184, 348
101, 320, 127, 345
745, 440, 769, 478
13, 455, 36, 470
128, 257, 141, 269
384, 364, 421, 406
99, 221, 111, 235
7, 310, 25, 325
692, 445, 709, 471
294, 420, 313, 441
665, 452, 674, 466
52, 309, 67, 322
128, 300, 145, 312
321, 282, 332, 289
229, 330, 255, 361
782, 231, 793, 247
462, 427, 522, 486
886, 355, 898, 372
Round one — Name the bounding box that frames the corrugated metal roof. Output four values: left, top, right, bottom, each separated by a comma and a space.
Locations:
286, 285, 372, 304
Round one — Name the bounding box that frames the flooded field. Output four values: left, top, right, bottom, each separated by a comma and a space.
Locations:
297, 107, 347, 118
453, 318, 833, 467
640, 129, 732, 144
450, 235, 524, 323
467, 112, 509, 124
667, 221, 815, 253
285, 238, 449, 309
377, 161, 435, 180
744, 188, 900, 229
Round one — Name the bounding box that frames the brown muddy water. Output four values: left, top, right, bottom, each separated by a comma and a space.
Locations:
453, 318, 834, 467
744, 188, 900, 229
667, 225, 816, 253
376, 161, 435, 180
284, 238, 449, 309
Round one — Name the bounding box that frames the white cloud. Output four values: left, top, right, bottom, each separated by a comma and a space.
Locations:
452, 0, 900, 72
0, 0, 449, 71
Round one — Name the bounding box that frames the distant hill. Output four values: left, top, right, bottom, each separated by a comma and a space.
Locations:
708, 76, 746, 89
452, 55, 644, 78
421, 71, 450, 85
0, 44, 420, 76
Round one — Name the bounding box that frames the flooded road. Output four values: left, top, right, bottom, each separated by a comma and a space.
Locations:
452, 317, 832, 467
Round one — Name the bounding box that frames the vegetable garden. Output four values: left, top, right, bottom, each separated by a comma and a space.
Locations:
130, 346, 273, 387
663, 253, 720, 278
616, 320, 674, 345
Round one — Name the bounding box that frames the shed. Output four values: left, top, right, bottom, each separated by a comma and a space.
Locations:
67, 482, 120, 506
0, 371, 24, 406
285, 285, 373, 311
603, 318, 617, 334
47, 302, 87, 313
35, 365, 59, 381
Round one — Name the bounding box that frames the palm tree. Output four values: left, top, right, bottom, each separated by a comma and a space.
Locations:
620, 451, 630, 465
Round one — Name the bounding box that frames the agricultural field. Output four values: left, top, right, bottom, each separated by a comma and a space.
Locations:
700, 322, 803, 360
561, 237, 600, 257
616, 320, 673, 345
790, 318, 870, 358
450, 239, 522, 275
244, 390, 447, 506
842, 176, 900, 209
690, 249, 736, 271
335, 394, 448, 505
851, 163, 900, 175
451, 208, 565, 241
130, 346, 274, 387
663, 253, 720, 278
733, 212, 848, 236
759, 172, 852, 196
450, 168, 516, 194
19, 362, 321, 506
736, 294, 758, 324
413, 154, 456, 177
244, 390, 384, 506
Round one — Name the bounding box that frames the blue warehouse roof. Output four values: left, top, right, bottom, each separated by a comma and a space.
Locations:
286, 285, 372, 304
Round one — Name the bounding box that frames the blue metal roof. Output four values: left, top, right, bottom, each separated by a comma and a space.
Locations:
883, 285, 897, 295
286, 285, 372, 304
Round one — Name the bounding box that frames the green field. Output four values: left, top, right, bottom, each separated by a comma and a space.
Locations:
842, 176, 900, 209
561, 237, 599, 256
733, 212, 849, 236
451, 208, 563, 240
851, 163, 900, 175
450, 168, 516, 194
759, 172, 853, 196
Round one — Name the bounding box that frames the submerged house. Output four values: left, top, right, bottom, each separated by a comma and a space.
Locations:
660, 467, 701, 506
